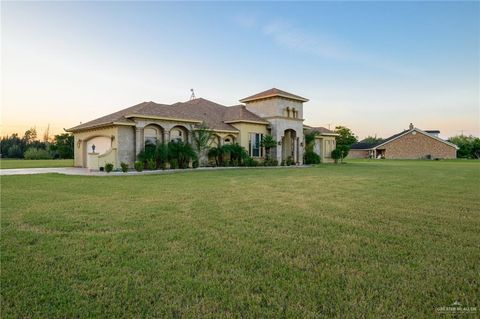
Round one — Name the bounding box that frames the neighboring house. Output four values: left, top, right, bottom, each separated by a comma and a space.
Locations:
67, 88, 335, 169
349, 123, 458, 159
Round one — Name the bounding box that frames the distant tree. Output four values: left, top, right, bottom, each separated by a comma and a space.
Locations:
260, 135, 277, 160
448, 135, 480, 159
334, 126, 358, 146
362, 135, 383, 145
23, 127, 37, 145
50, 133, 74, 159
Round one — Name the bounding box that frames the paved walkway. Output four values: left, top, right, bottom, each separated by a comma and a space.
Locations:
0, 165, 311, 176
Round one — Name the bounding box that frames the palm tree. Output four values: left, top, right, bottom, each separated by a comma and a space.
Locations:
260, 135, 277, 160
190, 122, 213, 165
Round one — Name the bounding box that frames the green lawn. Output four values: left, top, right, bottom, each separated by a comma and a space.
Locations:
1, 160, 479, 318
0, 159, 74, 169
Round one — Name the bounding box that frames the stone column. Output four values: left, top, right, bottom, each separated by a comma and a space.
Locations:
276, 135, 283, 164
135, 127, 144, 156
163, 131, 170, 144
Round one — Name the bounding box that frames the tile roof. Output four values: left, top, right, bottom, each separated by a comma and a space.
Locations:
239, 88, 309, 103
67, 98, 267, 132
306, 126, 336, 134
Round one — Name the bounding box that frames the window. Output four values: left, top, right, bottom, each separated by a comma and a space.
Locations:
144, 127, 158, 145
292, 108, 296, 118
170, 128, 185, 142
249, 133, 264, 157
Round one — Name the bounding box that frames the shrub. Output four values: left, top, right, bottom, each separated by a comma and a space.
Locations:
120, 162, 129, 173
263, 159, 278, 166
23, 147, 52, 160
168, 141, 196, 169
134, 161, 143, 172
170, 159, 178, 169
244, 157, 258, 167
192, 159, 199, 168
304, 151, 321, 164
286, 156, 295, 166
281, 160, 285, 166
105, 163, 114, 172
146, 159, 156, 170
331, 149, 342, 164
7, 145, 23, 158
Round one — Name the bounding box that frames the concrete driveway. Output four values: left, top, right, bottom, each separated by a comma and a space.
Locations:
0, 167, 93, 176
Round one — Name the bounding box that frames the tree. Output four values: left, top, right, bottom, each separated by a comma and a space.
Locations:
331, 149, 342, 164
23, 127, 37, 144
334, 126, 358, 146
448, 135, 480, 159
304, 131, 321, 164
260, 135, 277, 160
190, 122, 214, 165
50, 133, 74, 159
336, 144, 350, 162
362, 135, 383, 145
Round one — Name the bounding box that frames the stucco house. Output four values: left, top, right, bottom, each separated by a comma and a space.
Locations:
67, 88, 337, 169
349, 123, 458, 159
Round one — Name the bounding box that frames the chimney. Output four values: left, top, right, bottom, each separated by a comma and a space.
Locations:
409, 123, 414, 130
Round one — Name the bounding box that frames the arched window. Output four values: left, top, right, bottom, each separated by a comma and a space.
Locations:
144, 127, 159, 145
292, 108, 297, 118
286, 107, 290, 118
170, 126, 187, 142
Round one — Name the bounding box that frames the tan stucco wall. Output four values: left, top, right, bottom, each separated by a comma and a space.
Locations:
314, 136, 336, 160
382, 132, 457, 159
245, 97, 304, 119
229, 122, 268, 154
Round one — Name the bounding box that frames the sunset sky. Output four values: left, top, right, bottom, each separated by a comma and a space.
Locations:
1, 1, 478, 139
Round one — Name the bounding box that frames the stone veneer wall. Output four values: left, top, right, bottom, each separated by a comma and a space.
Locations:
382, 131, 456, 159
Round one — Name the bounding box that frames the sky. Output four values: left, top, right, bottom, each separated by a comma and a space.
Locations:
1, 1, 479, 140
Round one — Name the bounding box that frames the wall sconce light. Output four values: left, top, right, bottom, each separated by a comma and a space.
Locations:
92, 144, 96, 153
77, 140, 82, 148
278, 141, 282, 146
300, 142, 304, 147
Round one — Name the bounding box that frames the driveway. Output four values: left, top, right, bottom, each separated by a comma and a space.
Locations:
0, 167, 93, 176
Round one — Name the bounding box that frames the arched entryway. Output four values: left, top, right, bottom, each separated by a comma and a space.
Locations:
282, 129, 299, 163
84, 135, 112, 168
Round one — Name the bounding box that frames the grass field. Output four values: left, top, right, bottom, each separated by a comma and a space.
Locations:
1, 160, 479, 317
0, 159, 74, 169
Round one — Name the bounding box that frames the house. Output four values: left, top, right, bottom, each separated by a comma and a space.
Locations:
66, 88, 337, 169
349, 123, 458, 159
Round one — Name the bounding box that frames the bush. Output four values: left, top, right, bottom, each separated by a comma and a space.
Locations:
146, 159, 156, 170
192, 159, 199, 168
304, 151, 321, 164
263, 159, 278, 166
331, 149, 342, 164
7, 145, 23, 158
286, 156, 295, 166
244, 157, 258, 167
105, 163, 114, 173
134, 161, 143, 172
281, 160, 286, 166
23, 147, 52, 160
120, 162, 129, 173
170, 159, 178, 169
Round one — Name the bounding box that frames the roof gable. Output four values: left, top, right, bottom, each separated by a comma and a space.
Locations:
239, 88, 309, 103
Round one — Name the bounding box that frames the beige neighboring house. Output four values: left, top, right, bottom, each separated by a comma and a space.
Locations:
66, 88, 337, 169
349, 123, 458, 159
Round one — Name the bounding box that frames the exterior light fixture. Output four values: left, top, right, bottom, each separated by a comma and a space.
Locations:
278, 141, 282, 146
92, 144, 96, 153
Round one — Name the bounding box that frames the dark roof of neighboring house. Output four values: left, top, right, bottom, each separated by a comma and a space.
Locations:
67, 98, 267, 132
350, 128, 457, 150
239, 88, 309, 103
351, 130, 408, 150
